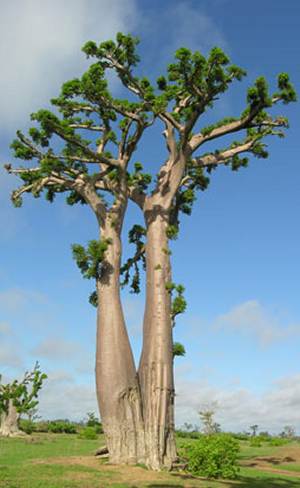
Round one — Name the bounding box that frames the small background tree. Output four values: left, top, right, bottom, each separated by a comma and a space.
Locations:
0, 362, 47, 437
199, 402, 221, 435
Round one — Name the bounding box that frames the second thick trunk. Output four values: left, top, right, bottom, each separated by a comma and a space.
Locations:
139, 213, 177, 470
96, 222, 145, 464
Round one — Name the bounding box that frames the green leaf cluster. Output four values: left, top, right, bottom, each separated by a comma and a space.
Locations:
72, 238, 111, 280
165, 282, 187, 324
276, 73, 297, 103
127, 162, 152, 191
120, 224, 146, 293
0, 363, 47, 415
173, 341, 186, 357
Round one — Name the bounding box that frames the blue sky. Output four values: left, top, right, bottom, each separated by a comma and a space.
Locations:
0, 0, 299, 433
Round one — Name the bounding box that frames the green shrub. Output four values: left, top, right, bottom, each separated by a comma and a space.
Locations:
19, 419, 35, 434
185, 434, 240, 479
86, 412, 103, 433
47, 420, 77, 434
230, 432, 249, 441
250, 436, 262, 447
176, 430, 201, 439
78, 427, 98, 440
270, 437, 289, 446
34, 420, 49, 432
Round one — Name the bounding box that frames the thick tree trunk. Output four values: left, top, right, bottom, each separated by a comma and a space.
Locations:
96, 220, 145, 464
138, 212, 177, 470
0, 400, 24, 437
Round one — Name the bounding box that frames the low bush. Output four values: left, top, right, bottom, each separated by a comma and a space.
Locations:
86, 412, 103, 433
230, 432, 249, 441
78, 426, 98, 440
185, 433, 240, 479
19, 419, 35, 434
176, 430, 201, 439
40, 420, 78, 434
250, 436, 262, 447
34, 421, 50, 432
49, 420, 77, 434
270, 437, 290, 446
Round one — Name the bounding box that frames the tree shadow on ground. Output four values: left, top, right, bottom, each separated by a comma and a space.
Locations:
233, 476, 300, 487
147, 485, 184, 487
152, 472, 300, 488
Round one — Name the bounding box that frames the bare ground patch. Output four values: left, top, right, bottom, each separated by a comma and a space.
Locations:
241, 445, 300, 478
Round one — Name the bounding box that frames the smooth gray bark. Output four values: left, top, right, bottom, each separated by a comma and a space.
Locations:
139, 213, 177, 469
95, 218, 145, 464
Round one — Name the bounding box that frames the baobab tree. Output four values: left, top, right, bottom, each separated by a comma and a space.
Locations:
0, 363, 47, 437
5, 34, 296, 469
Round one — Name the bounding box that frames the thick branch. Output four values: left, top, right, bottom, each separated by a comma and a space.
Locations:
189, 96, 281, 152
162, 121, 178, 159
192, 140, 256, 168
69, 123, 105, 132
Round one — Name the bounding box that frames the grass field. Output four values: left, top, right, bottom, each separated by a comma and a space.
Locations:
0, 433, 300, 487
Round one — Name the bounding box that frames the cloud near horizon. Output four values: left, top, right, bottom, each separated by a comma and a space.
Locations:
175, 372, 300, 434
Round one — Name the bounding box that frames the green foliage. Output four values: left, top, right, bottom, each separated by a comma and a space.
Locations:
250, 436, 262, 447
247, 76, 271, 107
27, 419, 78, 434
120, 224, 146, 293
7, 32, 296, 219
276, 73, 297, 103
171, 284, 187, 322
270, 437, 290, 446
47, 420, 77, 434
166, 224, 179, 240
176, 429, 201, 439
127, 162, 152, 192
72, 239, 111, 280
19, 419, 35, 435
86, 412, 103, 433
185, 434, 240, 479
0, 363, 47, 416
89, 290, 98, 307
78, 426, 98, 440
173, 342, 186, 357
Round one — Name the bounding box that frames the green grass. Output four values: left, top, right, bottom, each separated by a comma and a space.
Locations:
0, 433, 300, 487
276, 464, 300, 473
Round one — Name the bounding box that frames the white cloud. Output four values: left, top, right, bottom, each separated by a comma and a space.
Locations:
38, 371, 97, 420
0, 0, 138, 131
214, 300, 300, 346
175, 373, 300, 434
32, 337, 83, 360
140, 1, 228, 71
33, 365, 300, 432
167, 2, 228, 53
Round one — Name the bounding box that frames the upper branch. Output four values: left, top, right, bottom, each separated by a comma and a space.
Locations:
192, 140, 256, 169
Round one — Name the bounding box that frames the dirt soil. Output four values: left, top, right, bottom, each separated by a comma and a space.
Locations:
33, 456, 181, 484
240, 445, 300, 477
